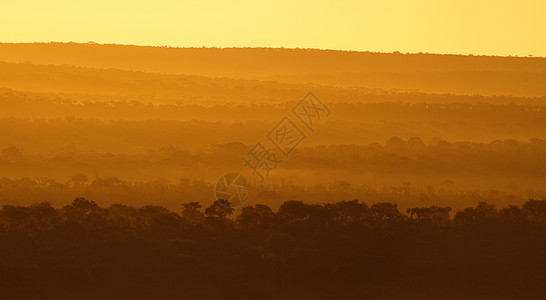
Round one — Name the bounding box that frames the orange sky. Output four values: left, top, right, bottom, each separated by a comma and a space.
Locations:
1, 0, 545, 57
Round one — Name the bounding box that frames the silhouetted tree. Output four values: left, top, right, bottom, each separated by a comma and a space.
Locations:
454, 202, 498, 225
406, 206, 451, 225
182, 201, 205, 225
237, 204, 274, 230
523, 199, 546, 223
204, 199, 234, 219
278, 200, 308, 222
371, 202, 403, 224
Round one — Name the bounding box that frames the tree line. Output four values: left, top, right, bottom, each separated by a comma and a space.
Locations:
1, 198, 545, 299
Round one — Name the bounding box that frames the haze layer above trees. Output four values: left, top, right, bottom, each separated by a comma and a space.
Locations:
0, 43, 545, 210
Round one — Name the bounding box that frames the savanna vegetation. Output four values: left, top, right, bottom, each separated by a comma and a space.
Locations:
1, 44, 546, 299
1, 197, 545, 299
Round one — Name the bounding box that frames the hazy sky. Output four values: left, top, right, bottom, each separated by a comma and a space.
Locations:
2, 0, 545, 56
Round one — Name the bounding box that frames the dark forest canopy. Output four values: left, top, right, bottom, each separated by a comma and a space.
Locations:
1, 198, 546, 299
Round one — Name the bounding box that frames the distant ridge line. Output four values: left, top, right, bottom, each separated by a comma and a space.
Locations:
1, 41, 545, 59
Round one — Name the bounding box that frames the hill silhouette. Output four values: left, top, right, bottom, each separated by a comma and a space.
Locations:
1, 42, 546, 96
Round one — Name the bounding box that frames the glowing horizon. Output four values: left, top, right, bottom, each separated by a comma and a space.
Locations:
2, 0, 546, 57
